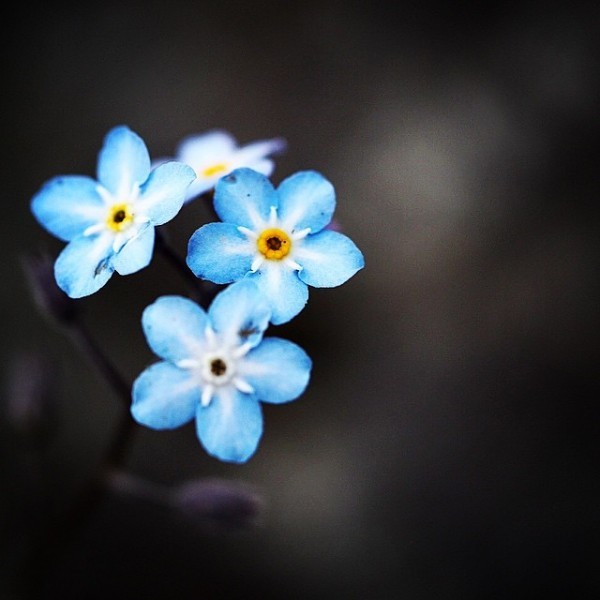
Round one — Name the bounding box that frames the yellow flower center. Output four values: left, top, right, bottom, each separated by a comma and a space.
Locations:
106, 203, 134, 232
202, 163, 229, 178
257, 228, 291, 260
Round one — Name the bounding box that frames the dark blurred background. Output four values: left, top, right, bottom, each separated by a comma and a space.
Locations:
2, 1, 599, 598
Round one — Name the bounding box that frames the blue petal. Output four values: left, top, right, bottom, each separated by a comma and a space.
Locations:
112, 224, 155, 275
296, 230, 365, 288
196, 388, 263, 463
184, 178, 220, 204
208, 279, 271, 348
177, 135, 286, 203
142, 295, 209, 363
175, 131, 237, 201
240, 338, 311, 404
31, 176, 105, 241
277, 170, 335, 233
244, 158, 274, 177
54, 233, 115, 298
97, 126, 151, 196
131, 362, 199, 429
213, 168, 276, 228
233, 138, 287, 167
137, 161, 196, 225
176, 130, 236, 166
187, 222, 253, 284
248, 263, 308, 325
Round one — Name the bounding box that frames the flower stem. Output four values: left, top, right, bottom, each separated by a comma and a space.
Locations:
67, 320, 132, 405
17, 316, 138, 597
155, 228, 217, 307
106, 470, 172, 506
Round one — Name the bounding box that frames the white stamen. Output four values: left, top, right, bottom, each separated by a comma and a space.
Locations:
292, 227, 311, 241
117, 182, 140, 202
83, 223, 104, 237
234, 378, 254, 394
238, 226, 257, 239
176, 358, 201, 369
204, 326, 217, 347
96, 185, 114, 205
201, 384, 214, 407
268, 206, 278, 226
112, 234, 126, 253
284, 258, 303, 271
250, 256, 265, 272
233, 342, 253, 358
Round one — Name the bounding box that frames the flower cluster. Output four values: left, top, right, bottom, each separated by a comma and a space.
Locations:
30, 125, 364, 463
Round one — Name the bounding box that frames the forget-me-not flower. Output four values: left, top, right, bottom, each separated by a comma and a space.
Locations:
31, 125, 196, 298
155, 130, 286, 203
186, 168, 365, 324
131, 279, 311, 464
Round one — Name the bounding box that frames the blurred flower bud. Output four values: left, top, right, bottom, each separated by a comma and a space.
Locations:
170, 478, 264, 533
325, 218, 342, 232
21, 252, 78, 325
4, 351, 57, 440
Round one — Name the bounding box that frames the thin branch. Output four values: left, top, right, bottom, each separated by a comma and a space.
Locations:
17, 316, 138, 597
155, 228, 217, 307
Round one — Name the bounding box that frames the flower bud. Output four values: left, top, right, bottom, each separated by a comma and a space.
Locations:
325, 218, 342, 232
170, 478, 263, 533
4, 351, 57, 439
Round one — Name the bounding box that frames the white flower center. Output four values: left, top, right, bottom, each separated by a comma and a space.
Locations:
202, 352, 235, 385
176, 327, 255, 407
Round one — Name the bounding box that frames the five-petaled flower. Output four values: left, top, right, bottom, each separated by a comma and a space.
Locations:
30, 125, 196, 298
130, 279, 312, 464
186, 168, 365, 324
155, 130, 286, 204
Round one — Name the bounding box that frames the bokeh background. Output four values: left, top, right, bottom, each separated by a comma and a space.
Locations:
2, 1, 599, 598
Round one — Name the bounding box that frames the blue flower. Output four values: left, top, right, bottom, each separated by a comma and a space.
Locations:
154, 130, 286, 204
31, 125, 196, 298
131, 279, 312, 464
186, 168, 365, 324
